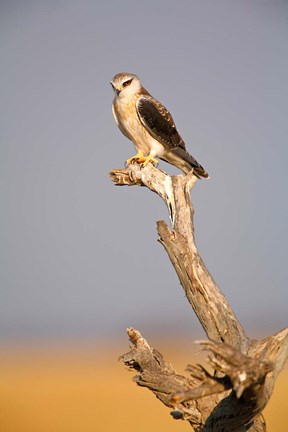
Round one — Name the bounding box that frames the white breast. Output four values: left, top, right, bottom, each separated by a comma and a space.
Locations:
113, 96, 165, 158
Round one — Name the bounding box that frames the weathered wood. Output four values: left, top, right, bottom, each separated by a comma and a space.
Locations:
110, 163, 288, 432
110, 164, 249, 351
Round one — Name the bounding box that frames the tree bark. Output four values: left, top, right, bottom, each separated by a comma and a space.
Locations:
110, 163, 288, 432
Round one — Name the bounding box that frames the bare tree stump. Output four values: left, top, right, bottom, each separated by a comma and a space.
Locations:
109, 163, 288, 432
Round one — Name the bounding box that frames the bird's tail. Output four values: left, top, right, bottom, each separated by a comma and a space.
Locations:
175, 147, 209, 178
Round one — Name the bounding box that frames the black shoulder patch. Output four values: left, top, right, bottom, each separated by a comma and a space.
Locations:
136, 98, 185, 149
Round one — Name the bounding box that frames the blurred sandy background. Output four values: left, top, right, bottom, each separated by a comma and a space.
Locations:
1, 341, 287, 431
1, 1, 287, 430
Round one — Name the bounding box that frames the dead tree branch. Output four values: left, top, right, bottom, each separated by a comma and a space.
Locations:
110, 163, 288, 432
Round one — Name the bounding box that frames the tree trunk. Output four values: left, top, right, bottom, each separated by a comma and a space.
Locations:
109, 163, 288, 432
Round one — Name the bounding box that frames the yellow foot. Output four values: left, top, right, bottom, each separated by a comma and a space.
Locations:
138, 154, 159, 167
125, 153, 158, 168
125, 151, 144, 166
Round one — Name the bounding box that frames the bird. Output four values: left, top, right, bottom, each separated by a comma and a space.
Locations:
110, 72, 209, 178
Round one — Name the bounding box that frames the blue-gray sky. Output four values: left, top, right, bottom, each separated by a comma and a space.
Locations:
1, 0, 288, 344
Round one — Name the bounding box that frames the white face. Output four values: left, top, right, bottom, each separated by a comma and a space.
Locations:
110, 73, 141, 98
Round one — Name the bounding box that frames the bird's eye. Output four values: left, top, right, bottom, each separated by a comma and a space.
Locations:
123, 79, 132, 87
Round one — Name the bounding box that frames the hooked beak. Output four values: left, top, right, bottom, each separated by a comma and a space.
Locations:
110, 81, 121, 96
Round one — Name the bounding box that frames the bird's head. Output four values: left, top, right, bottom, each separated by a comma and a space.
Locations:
110, 72, 141, 98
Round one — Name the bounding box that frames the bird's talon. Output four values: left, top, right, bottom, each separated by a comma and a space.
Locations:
125, 154, 158, 168
139, 155, 159, 167
125, 152, 145, 166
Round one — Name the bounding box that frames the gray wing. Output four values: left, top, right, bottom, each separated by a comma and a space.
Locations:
136, 96, 186, 150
